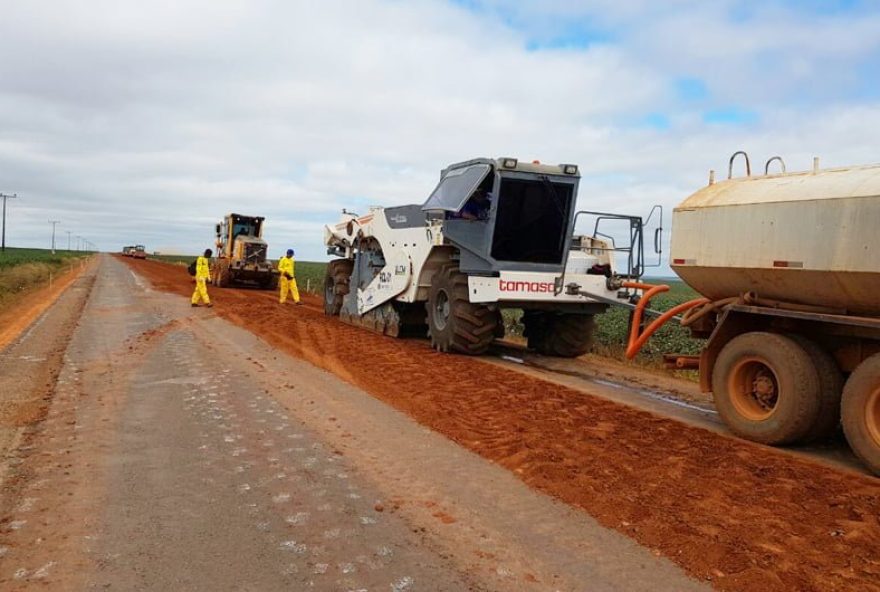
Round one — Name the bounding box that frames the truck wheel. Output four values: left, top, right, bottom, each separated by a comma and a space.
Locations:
324, 259, 353, 316
712, 332, 821, 445
791, 336, 843, 442
841, 354, 880, 475
524, 312, 595, 358
427, 265, 498, 354
214, 262, 230, 288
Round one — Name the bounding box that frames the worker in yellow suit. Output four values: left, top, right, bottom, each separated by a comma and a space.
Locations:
191, 248, 214, 307
278, 248, 301, 305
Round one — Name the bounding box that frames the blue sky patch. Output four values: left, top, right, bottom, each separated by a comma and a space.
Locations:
675, 77, 709, 101
641, 112, 671, 130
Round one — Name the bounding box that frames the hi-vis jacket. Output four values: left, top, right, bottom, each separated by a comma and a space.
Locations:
278, 256, 295, 279
196, 256, 211, 280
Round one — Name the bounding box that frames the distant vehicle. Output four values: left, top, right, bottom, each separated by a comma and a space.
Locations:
122, 246, 135, 256
212, 213, 278, 289
132, 245, 147, 259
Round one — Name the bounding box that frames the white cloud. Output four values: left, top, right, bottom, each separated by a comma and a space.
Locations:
0, 0, 877, 268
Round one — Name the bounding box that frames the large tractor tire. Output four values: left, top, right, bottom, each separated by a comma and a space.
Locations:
426, 265, 499, 355
214, 261, 231, 288
711, 332, 821, 445
841, 353, 880, 475
791, 336, 843, 442
324, 259, 353, 316
523, 312, 595, 358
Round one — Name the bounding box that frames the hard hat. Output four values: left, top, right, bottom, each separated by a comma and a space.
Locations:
286, 248, 294, 256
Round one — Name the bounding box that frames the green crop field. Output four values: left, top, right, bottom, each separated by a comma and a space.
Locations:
147, 254, 193, 266
0, 247, 92, 305
293, 261, 326, 294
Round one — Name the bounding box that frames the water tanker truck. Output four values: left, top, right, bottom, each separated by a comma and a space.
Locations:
563, 152, 880, 475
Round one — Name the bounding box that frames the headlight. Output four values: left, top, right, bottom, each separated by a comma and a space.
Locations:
501, 157, 518, 168
562, 164, 578, 175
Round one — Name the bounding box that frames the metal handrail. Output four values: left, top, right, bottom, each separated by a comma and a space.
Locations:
728, 151, 751, 179
764, 156, 786, 175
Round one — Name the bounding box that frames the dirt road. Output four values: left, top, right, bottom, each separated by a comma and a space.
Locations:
0, 255, 707, 591
118, 256, 880, 592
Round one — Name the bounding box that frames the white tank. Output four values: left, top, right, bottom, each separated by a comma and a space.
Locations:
670, 161, 880, 315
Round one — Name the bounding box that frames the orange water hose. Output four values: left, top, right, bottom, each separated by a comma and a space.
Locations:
621, 281, 710, 360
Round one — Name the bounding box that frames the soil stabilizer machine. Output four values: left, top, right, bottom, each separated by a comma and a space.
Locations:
323, 157, 661, 357
212, 213, 279, 289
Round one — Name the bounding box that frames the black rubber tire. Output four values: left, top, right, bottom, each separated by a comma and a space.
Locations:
426, 265, 499, 355
324, 259, 353, 316
790, 336, 843, 443
841, 353, 880, 476
214, 262, 230, 288
524, 312, 595, 358
712, 332, 821, 445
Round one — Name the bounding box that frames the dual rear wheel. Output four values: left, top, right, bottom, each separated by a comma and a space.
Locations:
713, 331, 880, 473
841, 354, 880, 475
712, 332, 825, 445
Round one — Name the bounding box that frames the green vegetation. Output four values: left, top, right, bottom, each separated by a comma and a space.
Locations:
293, 261, 326, 295
0, 247, 91, 306
591, 280, 704, 361
148, 254, 193, 266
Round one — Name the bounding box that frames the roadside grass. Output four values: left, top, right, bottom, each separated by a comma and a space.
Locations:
146, 254, 193, 266
0, 248, 91, 306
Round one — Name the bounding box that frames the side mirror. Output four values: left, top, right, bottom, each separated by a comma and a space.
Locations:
215, 223, 221, 235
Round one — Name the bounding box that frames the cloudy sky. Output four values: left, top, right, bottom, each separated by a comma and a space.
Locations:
1, 0, 878, 266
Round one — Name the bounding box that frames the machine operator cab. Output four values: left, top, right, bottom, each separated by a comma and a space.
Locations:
421, 157, 580, 274
215, 213, 269, 263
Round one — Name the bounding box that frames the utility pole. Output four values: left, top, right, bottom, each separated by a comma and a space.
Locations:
48, 220, 60, 254
66, 230, 72, 251
0, 192, 17, 252
76, 235, 81, 251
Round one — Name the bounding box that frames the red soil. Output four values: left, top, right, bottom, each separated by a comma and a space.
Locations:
125, 257, 880, 592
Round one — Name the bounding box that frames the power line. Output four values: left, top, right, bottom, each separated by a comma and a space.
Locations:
48, 220, 60, 254
0, 192, 18, 252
